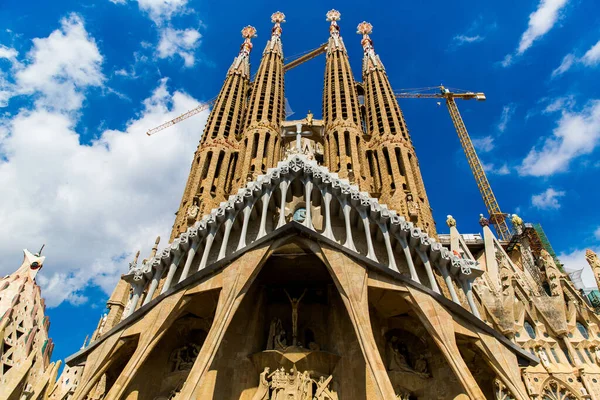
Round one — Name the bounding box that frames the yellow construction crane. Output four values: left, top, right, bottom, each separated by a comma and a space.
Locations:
395, 85, 512, 241
146, 44, 327, 137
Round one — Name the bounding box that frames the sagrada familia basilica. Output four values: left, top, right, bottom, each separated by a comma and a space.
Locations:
3, 9, 600, 400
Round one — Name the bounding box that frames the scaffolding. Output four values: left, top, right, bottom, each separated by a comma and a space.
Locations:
533, 223, 563, 271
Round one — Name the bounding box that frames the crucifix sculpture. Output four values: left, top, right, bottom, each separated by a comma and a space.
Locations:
284, 288, 307, 346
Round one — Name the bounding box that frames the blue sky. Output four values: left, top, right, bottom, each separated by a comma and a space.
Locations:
0, 0, 599, 364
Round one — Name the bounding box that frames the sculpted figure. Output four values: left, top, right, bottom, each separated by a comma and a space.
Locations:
275, 328, 287, 351
538, 348, 551, 369
267, 318, 283, 350
186, 197, 200, 226
251, 367, 270, 400
406, 193, 419, 220
387, 336, 412, 372
413, 354, 429, 376
284, 288, 307, 346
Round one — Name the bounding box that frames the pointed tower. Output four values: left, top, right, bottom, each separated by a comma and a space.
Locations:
357, 22, 436, 235
170, 26, 257, 241
321, 10, 367, 186
0, 249, 59, 400
237, 12, 286, 184
586, 249, 600, 289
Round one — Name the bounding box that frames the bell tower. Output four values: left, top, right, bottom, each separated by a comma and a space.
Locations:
322, 10, 368, 187
170, 26, 256, 240
357, 22, 436, 235
236, 12, 286, 184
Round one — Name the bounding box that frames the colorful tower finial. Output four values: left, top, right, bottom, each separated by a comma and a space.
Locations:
271, 11, 285, 24
357, 21, 381, 71
325, 10, 345, 52
266, 12, 285, 53
271, 11, 285, 37
231, 25, 256, 72
357, 21, 373, 35
326, 9, 341, 23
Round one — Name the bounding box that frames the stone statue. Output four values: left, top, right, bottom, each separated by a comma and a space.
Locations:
186, 196, 200, 226
170, 343, 201, 372
252, 367, 331, 400
446, 215, 456, 227
413, 354, 429, 377
284, 288, 307, 346
251, 367, 270, 400
511, 214, 523, 234
594, 347, 600, 365
538, 348, 551, 369
98, 313, 108, 335
479, 214, 489, 227
406, 193, 419, 220
267, 318, 283, 350
387, 336, 412, 373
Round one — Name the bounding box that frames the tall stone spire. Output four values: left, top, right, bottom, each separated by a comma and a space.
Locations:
170, 26, 256, 240
237, 12, 286, 184
357, 22, 436, 235
322, 10, 367, 186
586, 249, 600, 289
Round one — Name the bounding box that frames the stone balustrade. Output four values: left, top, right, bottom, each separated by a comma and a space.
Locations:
121, 154, 483, 320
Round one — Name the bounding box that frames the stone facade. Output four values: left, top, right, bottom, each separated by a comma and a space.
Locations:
53, 9, 598, 400
0, 249, 61, 400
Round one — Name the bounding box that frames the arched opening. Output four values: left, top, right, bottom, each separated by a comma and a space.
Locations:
120, 290, 218, 399
369, 288, 466, 399
206, 238, 367, 399
456, 335, 497, 398
89, 335, 139, 399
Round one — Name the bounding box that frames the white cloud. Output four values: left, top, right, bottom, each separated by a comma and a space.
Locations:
473, 136, 495, 153
551, 40, 600, 78
594, 227, 600, 240
2, 14, 104, 111
137, 0, 189, 25
517, 0, 569, 54
0, 16, 209, 307
502, 0, 569, 66
543, 96, 575, 113
581, 40, 600, 67
0, 45, 18, 61
450, 17, 497, 50
519, 100, 600, 176
501, 54, 513, 68
157, 27, 201, 67
482, 162, 511, 175
108, 0, 201, 68
111, 0, 189, 25
551, 53, 575, 77
531, 187, 565, 210
0, 80, 208, 307
453, 35, 483, 45
498, 105, 515, 133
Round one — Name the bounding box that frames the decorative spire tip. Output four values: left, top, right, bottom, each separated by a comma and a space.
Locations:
357, 21, 373, 35
271, 11, 286, 24
326, 9, 341, 22
241, 25, 257, 39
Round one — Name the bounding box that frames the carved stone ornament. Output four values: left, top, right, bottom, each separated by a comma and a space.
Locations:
252, 367, 337, 400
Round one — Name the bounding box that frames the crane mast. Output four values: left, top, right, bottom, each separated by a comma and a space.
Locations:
444, 96, 511, 241
395, 86, 512, 241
